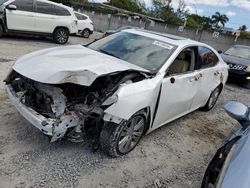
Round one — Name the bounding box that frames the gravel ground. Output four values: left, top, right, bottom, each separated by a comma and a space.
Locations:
0, 33, 249, 188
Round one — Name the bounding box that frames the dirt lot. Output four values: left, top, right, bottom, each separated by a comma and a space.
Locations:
0, 33, 249, 188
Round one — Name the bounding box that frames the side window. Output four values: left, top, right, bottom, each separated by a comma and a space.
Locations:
36, 1, 55, 15
54, 5, 71, 16
74, 13, 87, 20
12, 0, 33, 12
167, 48, 196, 75
198, 47, 219, 69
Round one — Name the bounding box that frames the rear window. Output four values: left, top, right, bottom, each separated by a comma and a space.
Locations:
74, 13, 87, 20
36, 1, 54, 14
36, 1, 71, 16
54, 5, 71, 16
198, 46, 219, 69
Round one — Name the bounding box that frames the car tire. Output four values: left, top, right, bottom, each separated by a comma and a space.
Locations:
100, 111, 147, 157
81, 29, 90, 38
0, 24, 3, 38
200, 85, 222, 111
53, 28, 69, 44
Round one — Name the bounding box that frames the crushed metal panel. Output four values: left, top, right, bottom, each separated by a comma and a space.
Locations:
12, 45, 148, 86
104, 74, 163, 122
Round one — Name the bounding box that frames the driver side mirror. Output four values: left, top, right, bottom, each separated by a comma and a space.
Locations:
218, 50, 222, 54
6, 4, 17, 10
224, 101, 250, 123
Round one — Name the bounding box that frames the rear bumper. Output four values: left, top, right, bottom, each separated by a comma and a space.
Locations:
5, 84, 80, 142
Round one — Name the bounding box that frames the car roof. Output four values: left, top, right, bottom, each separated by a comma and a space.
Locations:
123, 29, 206, 48
38, 0, 73, 10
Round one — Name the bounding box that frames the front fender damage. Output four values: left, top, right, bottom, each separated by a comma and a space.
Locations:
5, 70, 150, 143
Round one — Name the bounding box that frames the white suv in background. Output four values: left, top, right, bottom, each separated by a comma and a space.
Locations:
0, 0, 78, 44
74, 11, 93, 38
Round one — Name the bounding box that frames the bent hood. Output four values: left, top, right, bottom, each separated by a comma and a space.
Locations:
13, 45, 148, 86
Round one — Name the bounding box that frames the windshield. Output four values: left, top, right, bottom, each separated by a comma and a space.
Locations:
225, 46, 250, 60
0, 0, 7, 5
87, 32, 176, 72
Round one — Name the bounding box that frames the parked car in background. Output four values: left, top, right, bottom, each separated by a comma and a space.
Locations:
202, 101, 250, 188
74, 12, 93, 38
104, 26, 140, 37
0, 0, 78, 44
5, 29, 228, 157
219, 45, 250, 88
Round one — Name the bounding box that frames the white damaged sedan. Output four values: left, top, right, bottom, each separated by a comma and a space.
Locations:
5, 29, 228, 157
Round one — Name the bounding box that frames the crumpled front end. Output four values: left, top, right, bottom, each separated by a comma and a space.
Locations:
5, 70, 146, 142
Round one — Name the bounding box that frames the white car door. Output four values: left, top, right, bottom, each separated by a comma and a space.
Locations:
33, 1, 57, 33
191, 46, 222, 109
152, 48, 200, 129
6, 0, 35, 31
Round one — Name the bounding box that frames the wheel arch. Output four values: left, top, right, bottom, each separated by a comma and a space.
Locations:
53, 26, 70, 35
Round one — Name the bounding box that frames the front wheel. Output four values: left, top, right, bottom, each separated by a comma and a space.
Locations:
100, 112, 146, 157
201, 86, 221, 111
53, 28, 69, 44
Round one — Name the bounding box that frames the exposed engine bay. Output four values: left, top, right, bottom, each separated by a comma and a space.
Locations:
5, 70, 147, 144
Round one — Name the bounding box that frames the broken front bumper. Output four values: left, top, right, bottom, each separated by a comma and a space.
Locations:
5, 84, 80, 142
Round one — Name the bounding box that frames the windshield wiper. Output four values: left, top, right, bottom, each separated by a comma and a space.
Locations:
99, 49, 119, 59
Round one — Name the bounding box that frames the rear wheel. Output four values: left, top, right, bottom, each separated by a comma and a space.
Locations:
100, 112, 146, 157
0, 24, 3, 38
53, 28, 69, 44
201, 86, 221, 111
81, 29, 90, 38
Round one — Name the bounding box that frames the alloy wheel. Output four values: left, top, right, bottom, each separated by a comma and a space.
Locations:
57, 30, 68, 44
118, 115, 145, 154
208, 87, 220, 109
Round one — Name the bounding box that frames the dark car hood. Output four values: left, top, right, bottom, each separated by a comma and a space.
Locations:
221, 53, 250, 66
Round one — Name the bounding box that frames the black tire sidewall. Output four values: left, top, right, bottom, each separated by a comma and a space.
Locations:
82, 29, 90, 38
53, 28, 69, 44
200, 85, 221, 111
100, 112, 147, 157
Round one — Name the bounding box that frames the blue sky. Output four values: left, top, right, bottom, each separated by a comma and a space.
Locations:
93, 0, 250, 30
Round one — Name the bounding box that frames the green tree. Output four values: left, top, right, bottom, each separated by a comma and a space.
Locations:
211, 12, 229, 29
186, 14, 212, 30
149, 0, 182, 25
239, 25, 247, 32
176, 0, 188, 20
